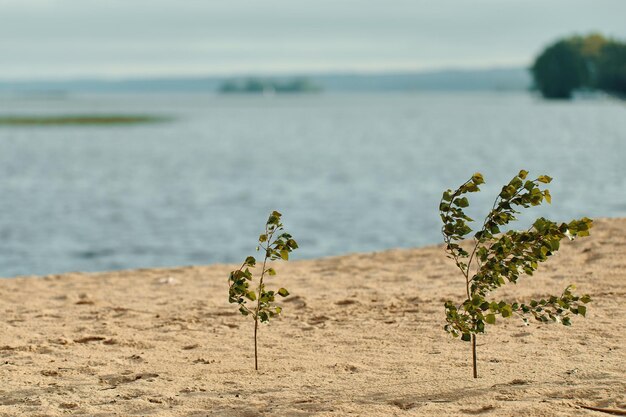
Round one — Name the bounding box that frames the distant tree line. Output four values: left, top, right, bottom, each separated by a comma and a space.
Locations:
218, 78, 322, 94
531, 34, 626, 99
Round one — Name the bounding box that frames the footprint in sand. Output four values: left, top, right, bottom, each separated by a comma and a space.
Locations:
99, 372, 159, 387
73, 336, 106, 343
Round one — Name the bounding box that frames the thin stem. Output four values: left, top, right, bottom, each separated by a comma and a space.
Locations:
472, 334, 478, 378
253, 223, 275, 371
254, 317, 258, 371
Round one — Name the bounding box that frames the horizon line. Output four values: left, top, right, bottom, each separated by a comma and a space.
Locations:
0, 64, 530, 84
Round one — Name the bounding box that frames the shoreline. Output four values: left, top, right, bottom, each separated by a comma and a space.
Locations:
0, 217, 624, 416
4, 215, 623, 281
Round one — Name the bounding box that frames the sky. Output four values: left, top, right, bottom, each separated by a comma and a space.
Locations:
1, 0, 625, 80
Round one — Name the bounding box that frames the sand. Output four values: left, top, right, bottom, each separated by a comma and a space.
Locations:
0, 218, 624, 416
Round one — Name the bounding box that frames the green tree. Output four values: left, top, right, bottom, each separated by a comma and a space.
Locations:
596, 41, 626, 96
440, 171, 592, 378
531, 40, 589, 99
531, 33, 626, 99
228, 211, 298, 370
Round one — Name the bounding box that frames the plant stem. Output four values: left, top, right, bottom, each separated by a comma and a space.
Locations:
254, 255, 269, 371
254, 317, 258, 371
472, 334, 478, 378
253, 224, 274, 371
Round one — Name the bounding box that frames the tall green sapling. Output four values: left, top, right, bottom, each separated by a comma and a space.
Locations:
228, 210, 298, 370
440, 170, 592, 378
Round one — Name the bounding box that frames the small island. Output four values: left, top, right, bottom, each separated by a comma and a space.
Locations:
218, 77, 322, 94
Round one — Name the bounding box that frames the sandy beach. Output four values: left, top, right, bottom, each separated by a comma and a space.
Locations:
0, 218, 624, 416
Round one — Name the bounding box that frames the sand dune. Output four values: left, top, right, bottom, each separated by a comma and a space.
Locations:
0, 218, 624, 416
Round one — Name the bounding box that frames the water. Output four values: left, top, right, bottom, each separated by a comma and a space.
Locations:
0, 92, 624, 277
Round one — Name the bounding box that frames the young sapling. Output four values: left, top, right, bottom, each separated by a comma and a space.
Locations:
439, 170, 592, 378
228, 210, 298, 370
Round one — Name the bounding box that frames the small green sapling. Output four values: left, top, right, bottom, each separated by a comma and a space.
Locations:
228, 210, 298, 370
440, 170, 592, 378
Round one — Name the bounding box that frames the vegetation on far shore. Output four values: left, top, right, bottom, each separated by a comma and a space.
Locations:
532, 33, 626, 99
219, 77, 322, 94
0, 114, 168, 126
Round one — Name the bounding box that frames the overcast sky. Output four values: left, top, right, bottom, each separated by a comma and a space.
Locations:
1, 0, 625, 80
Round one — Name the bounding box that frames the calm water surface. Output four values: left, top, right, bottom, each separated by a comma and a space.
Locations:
0, 92, 624, 277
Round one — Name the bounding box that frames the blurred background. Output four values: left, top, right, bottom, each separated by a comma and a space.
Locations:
0, 0, 625, 277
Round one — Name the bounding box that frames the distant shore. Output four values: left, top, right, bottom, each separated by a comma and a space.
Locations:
0, 114, 168, 126
0, 218, 624, 416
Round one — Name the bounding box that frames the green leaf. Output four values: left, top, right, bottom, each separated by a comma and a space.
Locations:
472, 172, 485, 185
577, 305, 587, 317
500, 305, 513, 318
280, 250, 289, 260
245, 256, 256, 267
266, 268, 277, 276
509, 177, 523, 189
245, 291, 257, 301
277, 288, 289, 297
476, 320, 485, 333
537, 175, 552, 184
543, 190, 551, 204
463, 182, 479, 192
485, 314, 496, 324
454, 197, 470, 208
471, 294, 482, 306
461, 333, 471, 342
